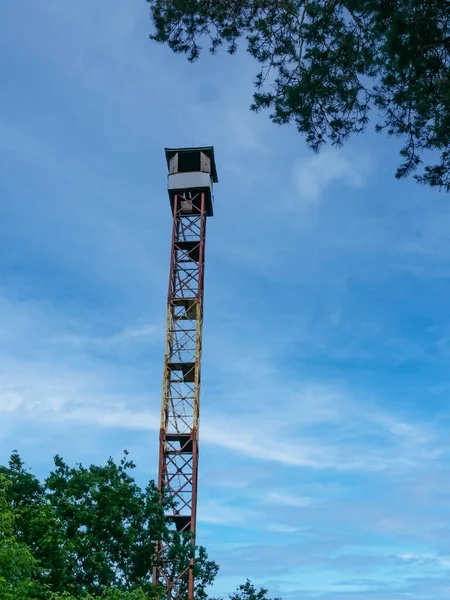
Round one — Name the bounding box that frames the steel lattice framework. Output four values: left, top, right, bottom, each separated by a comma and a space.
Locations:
153, 176, 212, 599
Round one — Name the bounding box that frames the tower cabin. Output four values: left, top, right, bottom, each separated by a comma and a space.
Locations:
165, 146, 218, 217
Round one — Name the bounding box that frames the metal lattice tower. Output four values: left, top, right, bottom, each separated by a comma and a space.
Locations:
153, 147, 218, 600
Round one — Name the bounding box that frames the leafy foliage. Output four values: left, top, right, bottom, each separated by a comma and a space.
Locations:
0, 451, 278, 600
148, 0, 450, 190
156, 530, 219, 600
0, 451, 217, 599
213, 580, 281, 600
0, 475, 44, 599
48, 589, 158, 600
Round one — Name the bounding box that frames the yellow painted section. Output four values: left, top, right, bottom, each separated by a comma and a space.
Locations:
160, 304, 172, 430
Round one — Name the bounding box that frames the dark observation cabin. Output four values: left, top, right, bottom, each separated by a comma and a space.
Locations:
165, 147, 218, 217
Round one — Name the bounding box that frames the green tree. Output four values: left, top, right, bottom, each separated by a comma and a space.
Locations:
0, 475, 44, 599
0, 451, 217, 599
48, 589, 158, 600
214, 580, 281, 600
0, 451, 67, 594
148, 0, 450, 190
154, 530, 218, 600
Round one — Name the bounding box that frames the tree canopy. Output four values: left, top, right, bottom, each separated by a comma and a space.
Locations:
0, 451, 216, 599
148, 0, 450, 190
0, 451, 279, 600
228, 580, 281, 600
0, 475, 42, 599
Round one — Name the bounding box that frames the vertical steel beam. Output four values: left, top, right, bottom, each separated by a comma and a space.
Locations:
153, 191, 208, 600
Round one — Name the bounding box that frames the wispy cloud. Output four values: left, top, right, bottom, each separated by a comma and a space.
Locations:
58, 323, 164, 350
1, 339, 439, 474
293, 148, 371, 202
265, 492, 317, 508
198, 499, 262, 527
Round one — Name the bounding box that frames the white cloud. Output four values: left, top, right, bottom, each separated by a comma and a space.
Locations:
1, 360, 436, 473
396, 553, 450, 569
266, 524, 300, 534
293, 148, 370, 202
198, 499, 261, 527
265, 492, 316, 508
59, 323, 164, 350
0, 289, 439, 475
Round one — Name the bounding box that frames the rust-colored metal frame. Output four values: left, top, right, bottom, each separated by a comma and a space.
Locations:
153, 192, 207, 600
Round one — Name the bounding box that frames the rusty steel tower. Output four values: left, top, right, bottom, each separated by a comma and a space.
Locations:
153, 147, 218, 600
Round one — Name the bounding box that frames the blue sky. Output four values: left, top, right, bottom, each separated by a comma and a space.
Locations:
2, 2, 450, 598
